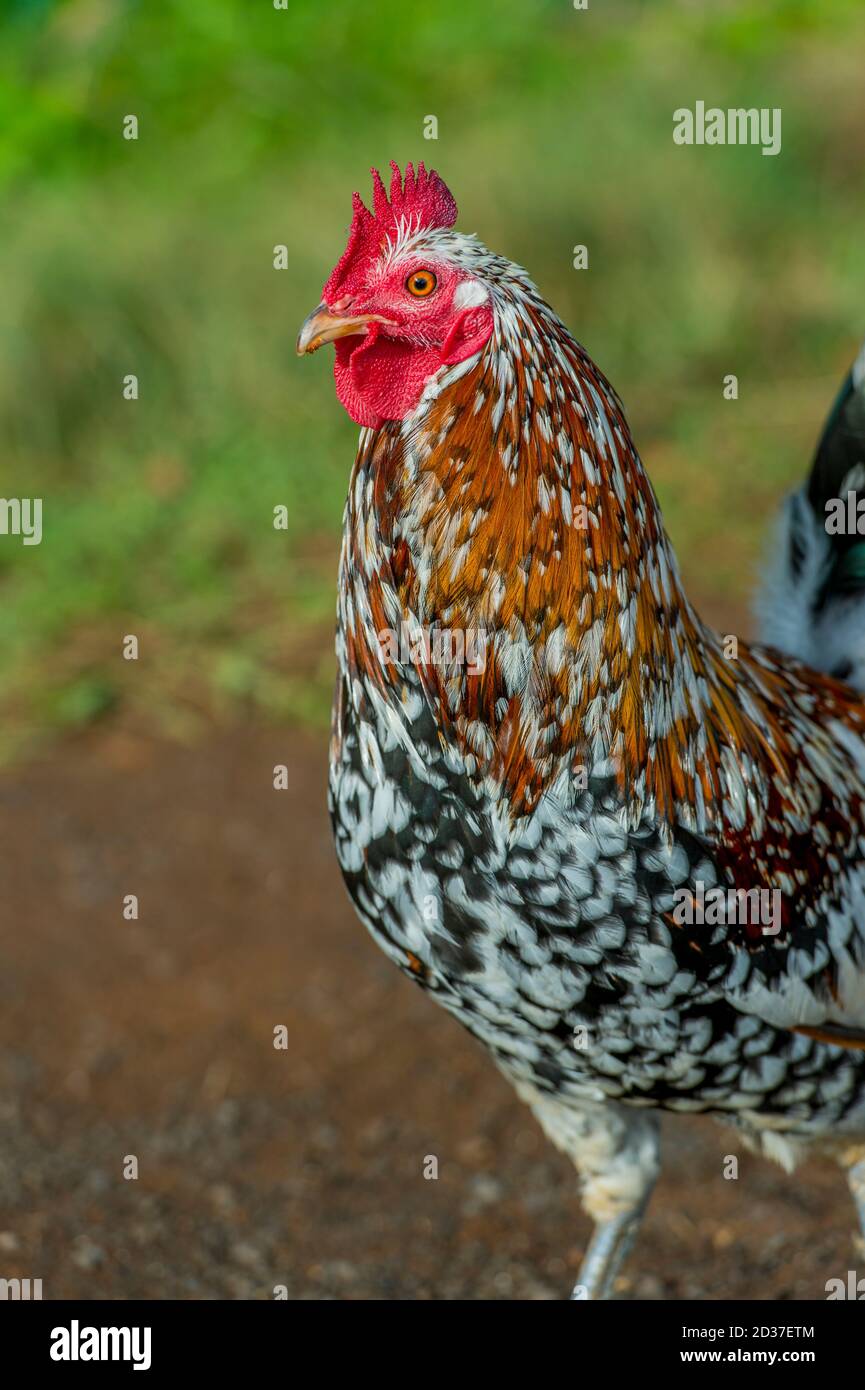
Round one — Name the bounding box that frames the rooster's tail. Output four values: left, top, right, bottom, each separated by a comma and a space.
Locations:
755, 340, 865, 690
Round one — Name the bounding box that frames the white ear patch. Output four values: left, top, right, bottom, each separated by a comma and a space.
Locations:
453, 279, 490, 309
853, 338, 865, 391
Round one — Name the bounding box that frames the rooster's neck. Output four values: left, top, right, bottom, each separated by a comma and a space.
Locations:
338, 295, 765, 825
392, 295, 694, 649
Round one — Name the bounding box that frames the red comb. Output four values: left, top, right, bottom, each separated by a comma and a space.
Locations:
323, 161, 458, 301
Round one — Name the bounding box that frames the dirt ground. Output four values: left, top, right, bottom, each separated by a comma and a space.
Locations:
0, 612, 861, 1300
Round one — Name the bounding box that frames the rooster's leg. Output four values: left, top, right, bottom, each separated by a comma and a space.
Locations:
847, 1156, 865, 1251
517, 1086, 660, 1300
570, 1199, 652, 1301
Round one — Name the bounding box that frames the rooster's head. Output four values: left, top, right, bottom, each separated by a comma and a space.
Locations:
297, 162, 495, 428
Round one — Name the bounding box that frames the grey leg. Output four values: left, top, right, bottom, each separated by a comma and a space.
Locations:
570, 1191, 654, 1300
847, 1156, 865, 1251
514, 1085, 660, 1302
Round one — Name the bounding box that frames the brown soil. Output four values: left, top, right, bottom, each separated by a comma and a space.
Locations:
0, 598, 859, 1300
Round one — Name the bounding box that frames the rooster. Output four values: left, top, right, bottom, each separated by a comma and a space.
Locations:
297, 161, 865, 1299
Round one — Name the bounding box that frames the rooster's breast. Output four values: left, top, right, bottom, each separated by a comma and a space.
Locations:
327, 663, 865, 1138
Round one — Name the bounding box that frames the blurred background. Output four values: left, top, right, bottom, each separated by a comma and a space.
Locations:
1, 0, 864, 1300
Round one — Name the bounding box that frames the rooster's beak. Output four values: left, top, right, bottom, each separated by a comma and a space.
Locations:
296, 303, 393, 356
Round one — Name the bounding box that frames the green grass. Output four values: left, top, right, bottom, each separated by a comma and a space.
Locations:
1, 0, 864, 757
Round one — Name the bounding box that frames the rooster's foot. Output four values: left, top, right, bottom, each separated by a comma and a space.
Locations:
570, 1202, 649, 1301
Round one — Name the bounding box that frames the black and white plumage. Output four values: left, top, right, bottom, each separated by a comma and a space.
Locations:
758, 341, 865, 688
299, 164, 865, 1298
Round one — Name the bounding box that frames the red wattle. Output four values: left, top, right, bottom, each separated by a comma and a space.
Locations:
333, 306, 494, 428
334, 332, 443, 427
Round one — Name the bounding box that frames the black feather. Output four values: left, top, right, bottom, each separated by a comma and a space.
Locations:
806, 355, 865, 610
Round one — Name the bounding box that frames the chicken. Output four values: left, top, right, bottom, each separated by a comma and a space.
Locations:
297, 161, 865, 1299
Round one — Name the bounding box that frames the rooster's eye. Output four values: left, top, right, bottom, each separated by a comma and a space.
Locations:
406, 270, 437, 297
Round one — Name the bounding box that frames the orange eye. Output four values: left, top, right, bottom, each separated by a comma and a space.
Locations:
406, 269, 437, 297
